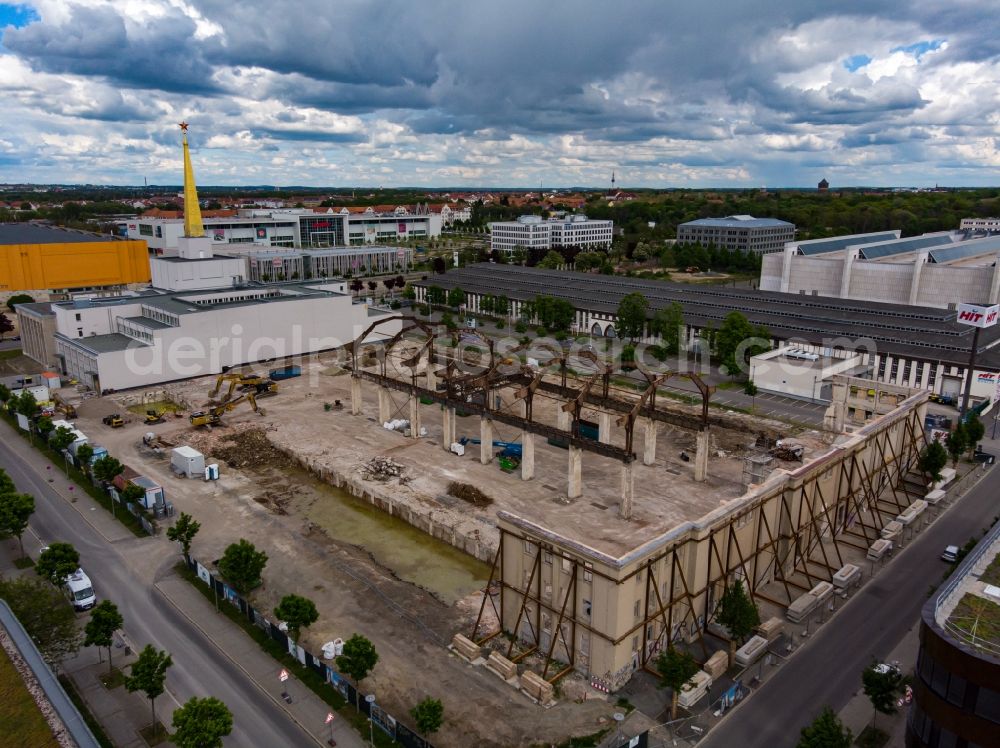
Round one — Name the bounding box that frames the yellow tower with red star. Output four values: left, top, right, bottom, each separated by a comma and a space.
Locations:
175, 123, 212, 259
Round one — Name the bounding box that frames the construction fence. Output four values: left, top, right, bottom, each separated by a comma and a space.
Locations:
184, 557, 434, 748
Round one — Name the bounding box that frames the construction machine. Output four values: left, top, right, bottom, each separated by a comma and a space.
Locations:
189, 392, 265, 428
144, 409, 166, 425
102, 414, 124, 428
52, 393, 77, 419
209, 371, 274, 401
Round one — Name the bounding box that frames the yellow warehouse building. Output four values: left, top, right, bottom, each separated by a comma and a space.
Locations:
0, 223, 150, 293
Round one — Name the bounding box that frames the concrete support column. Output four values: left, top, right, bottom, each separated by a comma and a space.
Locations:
378, 386, 391, 424
839, 249, 858, 299
409, 395, 421, 439
426, 365, 436, 393
694, 428, 710, 482
567, 446, 583, 499
643, 418, 658, 466
480, 417, 493, 464
442, 406, 456, 451
619, 463, 634, 520
521, 433, 535, 481
598, 411, 612, 444
990, 257, 1000, 304
350, 376, 362, 416
558, 408, 571, 432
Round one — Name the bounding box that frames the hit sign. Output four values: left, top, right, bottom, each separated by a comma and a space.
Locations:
956, 302, 1000, 328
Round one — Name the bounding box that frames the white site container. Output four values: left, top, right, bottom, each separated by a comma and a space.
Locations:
171, 446, 206, 478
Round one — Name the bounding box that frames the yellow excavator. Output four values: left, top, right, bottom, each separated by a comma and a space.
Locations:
189, 392, 265, 428
208, 371, 277, 401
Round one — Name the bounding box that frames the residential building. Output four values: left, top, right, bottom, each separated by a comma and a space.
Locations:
907, 518, 1000, 747
488, 215, 613, 253
676, 215, 795, 254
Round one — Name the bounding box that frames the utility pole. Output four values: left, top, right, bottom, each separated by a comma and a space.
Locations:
956, 302, 999, 417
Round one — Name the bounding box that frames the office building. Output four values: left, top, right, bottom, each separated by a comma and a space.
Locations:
489, 215, 613, 253
676, 215, 795, 254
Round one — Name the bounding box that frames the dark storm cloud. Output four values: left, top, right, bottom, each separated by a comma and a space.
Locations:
3, 3, 220, 94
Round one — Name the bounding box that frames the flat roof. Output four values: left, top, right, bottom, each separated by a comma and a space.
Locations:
0, 223, 128, 245
58, 332, 141, 354
679, 215, 794, 229
417, 264, 1000, 367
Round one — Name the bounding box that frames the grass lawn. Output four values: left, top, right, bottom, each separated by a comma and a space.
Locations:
950, 593, 1000, 648
0, 645, 61, 748
0, 347, 24, 360
99, 667, 126, 690
855, 725, 890, 748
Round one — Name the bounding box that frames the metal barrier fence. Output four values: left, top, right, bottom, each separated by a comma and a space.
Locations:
186, 557, 434, 748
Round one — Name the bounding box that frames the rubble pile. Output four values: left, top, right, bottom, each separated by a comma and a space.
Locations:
206, 428, 294, 470
447, 481, 494, 507
360, 456, 406, 482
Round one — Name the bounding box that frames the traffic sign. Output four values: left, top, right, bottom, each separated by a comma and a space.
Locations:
278, 668, 289, 682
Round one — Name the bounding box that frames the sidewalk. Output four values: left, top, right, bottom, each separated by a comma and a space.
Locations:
155, 576, 365, 748
835, 619, 920, 745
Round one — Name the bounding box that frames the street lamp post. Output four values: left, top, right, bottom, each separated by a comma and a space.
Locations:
364, 694, 376, 747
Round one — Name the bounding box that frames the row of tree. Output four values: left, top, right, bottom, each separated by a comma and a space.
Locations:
166, 521, 446, 737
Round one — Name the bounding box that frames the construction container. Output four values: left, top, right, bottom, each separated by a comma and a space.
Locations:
269, 364, 302, 381
171, 446, 206, 479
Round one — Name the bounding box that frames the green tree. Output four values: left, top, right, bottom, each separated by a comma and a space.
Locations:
14, 390, 38, 418
74, 443, 94, 474
0, 491, 35, 559
92, 455, 125, 485
84, 600, 124, 675
715, 312, 769, 378
166, 512, 201, 563
919, 440, 948, 482
410, 696, 444, 736
35, 415, 54, 440
616, 292, 649, 341
651, 302, 684, 356
6, 293, 34, 311
537, 250, 564, 269
446, 287, 466, 309
744, 380, 758, 397
336, 634, 379, 707
797, 706, 852, 748
714, 580, 760, 666
273, 594, 319, 647
126, 645, 173, 738
0, 575, 82, 665
945, 423, 967, 468
426, 285, 445, 305
217, 539, 267, 595
861, 661, 903, 729
172, 697, 233, 748
49, 425, 76, 454
656, 646, 699, 720
37, 542, 80, 586
964, 414, 985, 458
0, 383, 11, 407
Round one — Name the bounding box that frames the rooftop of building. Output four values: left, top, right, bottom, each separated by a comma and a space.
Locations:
931, 518, 1000, 662
56, 331, 139, 354
678, 215, 795, 229
0, 223, 129, 245
791, 230, 902, 256
416, 264, 1000, 367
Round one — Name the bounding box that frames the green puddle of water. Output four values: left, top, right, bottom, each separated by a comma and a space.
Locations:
299, 475, 490, 605
126, 400, 182, 415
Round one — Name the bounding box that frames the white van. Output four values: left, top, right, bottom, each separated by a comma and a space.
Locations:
64, 568, 96, 611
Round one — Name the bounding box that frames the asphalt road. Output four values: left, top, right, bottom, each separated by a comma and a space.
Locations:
0, 434, 314, 748
700, 465, 1000, 748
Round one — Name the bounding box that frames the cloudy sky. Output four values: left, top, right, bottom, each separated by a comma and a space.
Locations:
1, 0, 998, 188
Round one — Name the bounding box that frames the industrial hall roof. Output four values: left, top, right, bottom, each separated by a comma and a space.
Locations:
416, 264, 1000, 369
0, 223, 128, 245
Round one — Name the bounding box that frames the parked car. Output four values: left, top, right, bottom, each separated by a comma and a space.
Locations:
941, 545, 960, 563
